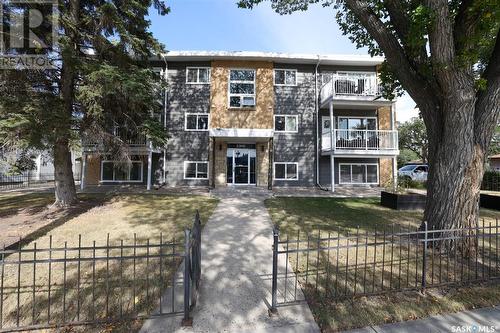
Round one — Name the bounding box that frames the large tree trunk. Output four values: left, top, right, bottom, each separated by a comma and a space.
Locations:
422, 87, 486, 254
52, 0, 80, 207
53, 137, 77, 207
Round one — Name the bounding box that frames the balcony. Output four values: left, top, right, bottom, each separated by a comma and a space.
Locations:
82, 128, 150, 154
322, 129, 399, 156
320, 73, 383, 107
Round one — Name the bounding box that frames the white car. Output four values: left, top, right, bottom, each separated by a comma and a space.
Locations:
398, 164, 428, 182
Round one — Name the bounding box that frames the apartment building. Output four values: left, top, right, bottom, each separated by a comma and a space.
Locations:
80, 51, 399, 191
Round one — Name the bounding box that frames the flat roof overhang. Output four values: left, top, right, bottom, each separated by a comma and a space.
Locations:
320, 98, 394, 109
161, 51, 384, 67
209, 128, 273, 142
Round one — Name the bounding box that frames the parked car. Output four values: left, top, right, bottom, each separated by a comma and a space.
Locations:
398, 164, 428, 182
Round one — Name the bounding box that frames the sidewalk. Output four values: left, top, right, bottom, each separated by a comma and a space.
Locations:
140, 191, 319, 332
343, 305, 500, 333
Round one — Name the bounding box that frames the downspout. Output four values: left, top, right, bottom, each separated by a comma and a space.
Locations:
162, 53, 168, 186
315, 55, 328, 191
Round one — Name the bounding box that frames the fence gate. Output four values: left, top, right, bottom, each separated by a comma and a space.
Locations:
0, 211, 202, 332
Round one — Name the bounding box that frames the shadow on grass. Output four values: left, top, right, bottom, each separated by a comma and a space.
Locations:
7, 194, 113, 250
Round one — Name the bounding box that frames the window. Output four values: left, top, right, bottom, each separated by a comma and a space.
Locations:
186, 67, 210, 84
339, 164, 378, 184
274, 115, 298, 133
274, 162, 298, 180
274, 69, 297, 86
229, 69, 256, 108
184, 161, 209, 179
101, 161, 143, 182
338, 117, 377, 130
185, 113, 209, 131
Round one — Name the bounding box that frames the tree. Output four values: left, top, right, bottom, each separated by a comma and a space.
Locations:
488, 122, 500, 156
239, 0, 500, 252
0, 0, 168, 206
398, 117, 428, 163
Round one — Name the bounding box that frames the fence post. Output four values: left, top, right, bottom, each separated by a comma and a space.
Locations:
269, 226, 279, 316
421, 221, 428, 293
182, 228, 192, 326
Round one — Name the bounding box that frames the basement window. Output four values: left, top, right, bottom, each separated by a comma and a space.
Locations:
184, 161, 209, 179
274, 162, 298, 180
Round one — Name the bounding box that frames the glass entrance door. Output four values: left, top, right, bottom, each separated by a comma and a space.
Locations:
227, 147, 256, 185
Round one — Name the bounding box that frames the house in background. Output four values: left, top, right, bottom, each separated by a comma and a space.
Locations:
0, 150, 80, 180
489, 155, 500, 172
80, 51, 399, 191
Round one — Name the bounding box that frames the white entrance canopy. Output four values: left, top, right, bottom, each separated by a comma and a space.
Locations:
209, 128, 274, 141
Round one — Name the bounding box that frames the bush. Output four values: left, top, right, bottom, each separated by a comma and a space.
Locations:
482, 170, 500, 191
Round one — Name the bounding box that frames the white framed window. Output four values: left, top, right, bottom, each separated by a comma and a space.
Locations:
186, 67, 210, 84
101, 161, 143, 183
185, 113, 209, 131
273, 162, 299, 181
338, 117, 378, 130
184, 161, 209, 179
274, 69, 297, 86
274, 115, 298, 133
228, 69, 256, 108
339, 163, 379, 184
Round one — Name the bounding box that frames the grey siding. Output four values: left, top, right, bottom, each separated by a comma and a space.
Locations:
165, 62, 211, 186
273, 64, 317, 187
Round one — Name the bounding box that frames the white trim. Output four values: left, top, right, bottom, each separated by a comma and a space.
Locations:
184, 113, 209, 131
209, 128, 274, 138
163, 51, 385, 67
273, 162, 299, 181
274, 69, 298, 86
274, 115, 298, 133
338, 163, 379, 185
183, 161, 209, 180
100, 160, 144, 183
228, 68, 256, 108
337, 70, 378, 76
186, 67, 211, 84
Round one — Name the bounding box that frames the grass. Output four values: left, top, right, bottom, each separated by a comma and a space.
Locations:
0, 193, 219, 332
265, 197, 500, 332
266, 197, 499, 234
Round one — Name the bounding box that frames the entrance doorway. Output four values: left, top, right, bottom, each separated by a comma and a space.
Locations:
226, 144, 256, 185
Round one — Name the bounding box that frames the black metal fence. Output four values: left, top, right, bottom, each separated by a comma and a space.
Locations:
0, 172, 81, 191
270, 219, 500, 310
0, 211, 202, 332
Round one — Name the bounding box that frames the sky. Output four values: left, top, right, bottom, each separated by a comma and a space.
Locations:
148, 0, 418, 122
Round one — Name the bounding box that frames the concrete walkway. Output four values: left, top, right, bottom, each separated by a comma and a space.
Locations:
343, 305, 500, 333
141, 191, 319, 332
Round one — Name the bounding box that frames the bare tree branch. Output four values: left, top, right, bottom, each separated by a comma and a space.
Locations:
344, 0, 441, 134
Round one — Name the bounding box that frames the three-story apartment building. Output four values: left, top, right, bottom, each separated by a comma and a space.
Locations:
80, 51, 399, 191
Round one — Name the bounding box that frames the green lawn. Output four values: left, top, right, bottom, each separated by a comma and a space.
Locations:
0, 192, 219, 332
265, 197, 500, 332
266, 197, 499, 235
